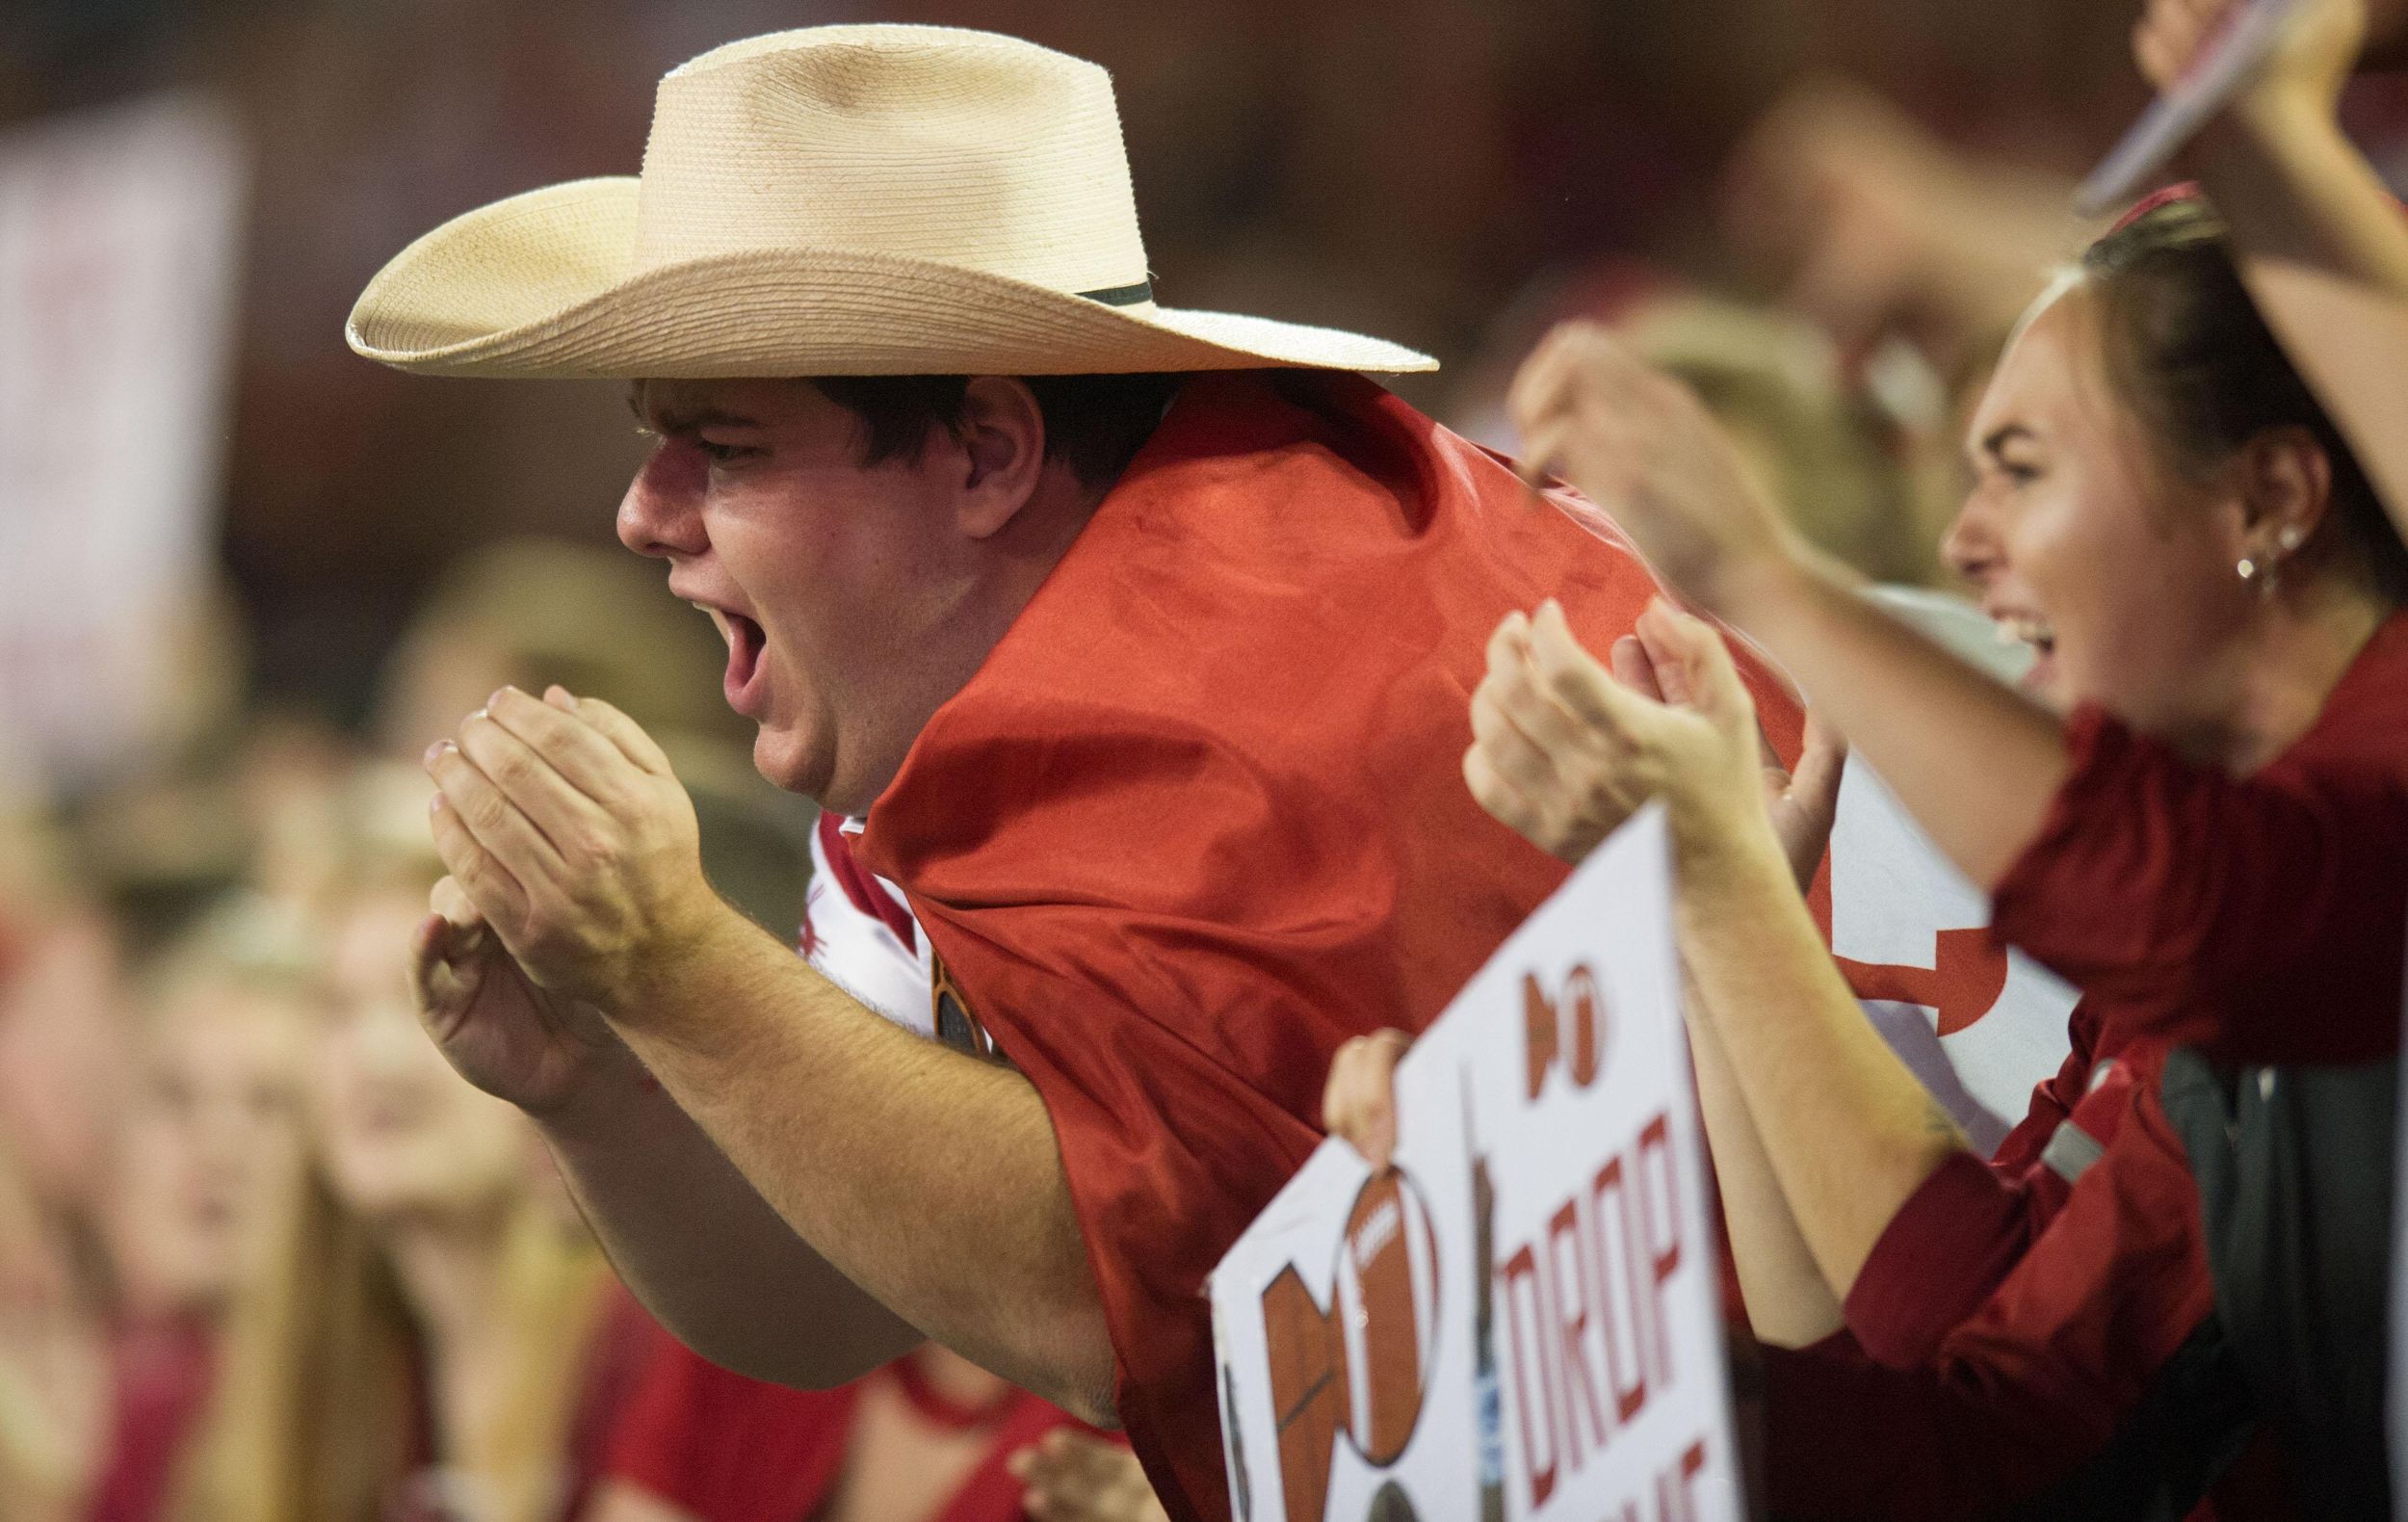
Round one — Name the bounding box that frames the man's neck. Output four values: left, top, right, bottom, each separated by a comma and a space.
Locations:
831, 465, 1109, 816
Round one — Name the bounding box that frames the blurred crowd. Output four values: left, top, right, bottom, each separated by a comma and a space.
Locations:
3, 0, 2408, 1520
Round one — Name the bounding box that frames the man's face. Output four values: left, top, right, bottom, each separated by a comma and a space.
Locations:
619, 379, 983, 814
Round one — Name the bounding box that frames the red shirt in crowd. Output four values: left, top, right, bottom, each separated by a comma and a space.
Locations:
603, 1341, 1105, 1522
856, 370, 1807, 1522
85, 1316, 215, 1522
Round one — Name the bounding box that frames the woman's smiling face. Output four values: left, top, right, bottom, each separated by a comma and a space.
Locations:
1944, 284, 2256, 728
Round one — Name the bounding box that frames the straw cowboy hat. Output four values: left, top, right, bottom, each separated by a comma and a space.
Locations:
348, 25, 1436, 379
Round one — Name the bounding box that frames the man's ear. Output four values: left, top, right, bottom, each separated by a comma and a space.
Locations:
2235, 426, 2334, 565
953, 377, 1048, 539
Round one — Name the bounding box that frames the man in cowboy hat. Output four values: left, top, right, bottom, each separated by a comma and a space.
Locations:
363, 25, 1808, 1521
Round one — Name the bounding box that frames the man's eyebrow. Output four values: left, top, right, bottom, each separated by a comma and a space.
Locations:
624, 388, 762, 435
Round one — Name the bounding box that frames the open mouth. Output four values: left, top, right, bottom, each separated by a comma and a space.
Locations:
695, 603, 769, 716
1992, 614, 2057, 687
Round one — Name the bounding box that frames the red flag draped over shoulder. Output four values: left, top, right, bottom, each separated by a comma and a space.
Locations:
857, 371, 1803, 1522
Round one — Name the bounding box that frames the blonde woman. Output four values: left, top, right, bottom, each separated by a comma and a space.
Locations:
88, 897, 315, 1522
173, 770, 639, 1522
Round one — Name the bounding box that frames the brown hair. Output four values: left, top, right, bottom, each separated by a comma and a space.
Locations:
2081, 198, 2408, 603
812, 372, 1186, 487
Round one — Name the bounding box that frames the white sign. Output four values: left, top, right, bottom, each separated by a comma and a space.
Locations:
1212, 808, 1743, 1522
0, 93, 245, 794
1818, 589, 2077, 1151
1826, 761, 2077, 1154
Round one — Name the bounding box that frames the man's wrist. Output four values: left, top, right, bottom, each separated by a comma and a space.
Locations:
527, 1040, 666, 1143
596, 891, 769, 1043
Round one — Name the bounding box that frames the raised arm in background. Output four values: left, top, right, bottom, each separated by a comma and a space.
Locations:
2139, 0, 2408, 538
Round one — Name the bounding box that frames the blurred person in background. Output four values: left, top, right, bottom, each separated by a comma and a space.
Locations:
1452, 275, 1952, 587
86, 898, 313, 1522
0, 822, 132, 1522
592, 1338, 1112, 1522
373, 538, 742, 765
171, 767, 640, 1522
231, 715, 365, 922
1495, 155, 2408, 1509
1722, 76, 2098, 385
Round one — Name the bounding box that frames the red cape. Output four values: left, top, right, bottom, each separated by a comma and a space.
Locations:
859, 371, 1802, 1522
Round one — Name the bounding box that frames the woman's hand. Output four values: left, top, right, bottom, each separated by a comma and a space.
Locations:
2136, 0, 2368, 135
1465, 598, 1782, 863
1510, 326, 1806, 617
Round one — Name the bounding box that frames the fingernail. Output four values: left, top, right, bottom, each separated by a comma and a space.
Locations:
423, 741, 445, 767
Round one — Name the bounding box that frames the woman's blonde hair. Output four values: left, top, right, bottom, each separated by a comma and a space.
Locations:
171, 1174, 608, 1522
169, 762, 613, 1522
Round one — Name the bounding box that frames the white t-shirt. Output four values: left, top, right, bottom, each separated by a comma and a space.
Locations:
798, 812, 934, 1036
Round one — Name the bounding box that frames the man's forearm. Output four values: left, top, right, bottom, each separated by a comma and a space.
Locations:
604, 909, 1117, 1424
537, 1056, 923, 1387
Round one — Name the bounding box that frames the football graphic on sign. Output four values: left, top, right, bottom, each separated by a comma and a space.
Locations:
1260, 1168, 1443, 1518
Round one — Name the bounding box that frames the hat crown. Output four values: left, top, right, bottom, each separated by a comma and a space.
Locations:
631, 26, 1151, 301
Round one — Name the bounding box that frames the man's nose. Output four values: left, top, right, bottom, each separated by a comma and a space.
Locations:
616, 440, 710, 560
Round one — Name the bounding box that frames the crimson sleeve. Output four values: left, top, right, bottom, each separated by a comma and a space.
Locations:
1842, 1151, 2057, 1368
1766, 1087, 2217, 1518
1841, 1005, 2098, 1366
1991, 702, 2408, 1063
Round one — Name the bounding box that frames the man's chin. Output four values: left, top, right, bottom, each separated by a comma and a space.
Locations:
751, 732, 819, 804
750, 726, 824, 800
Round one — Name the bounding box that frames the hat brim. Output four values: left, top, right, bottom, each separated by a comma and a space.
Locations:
347, 178, 1437, 379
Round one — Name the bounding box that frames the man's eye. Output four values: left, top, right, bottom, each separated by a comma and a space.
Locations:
697, 438, 757, 464
1995, 459, 2040, 486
